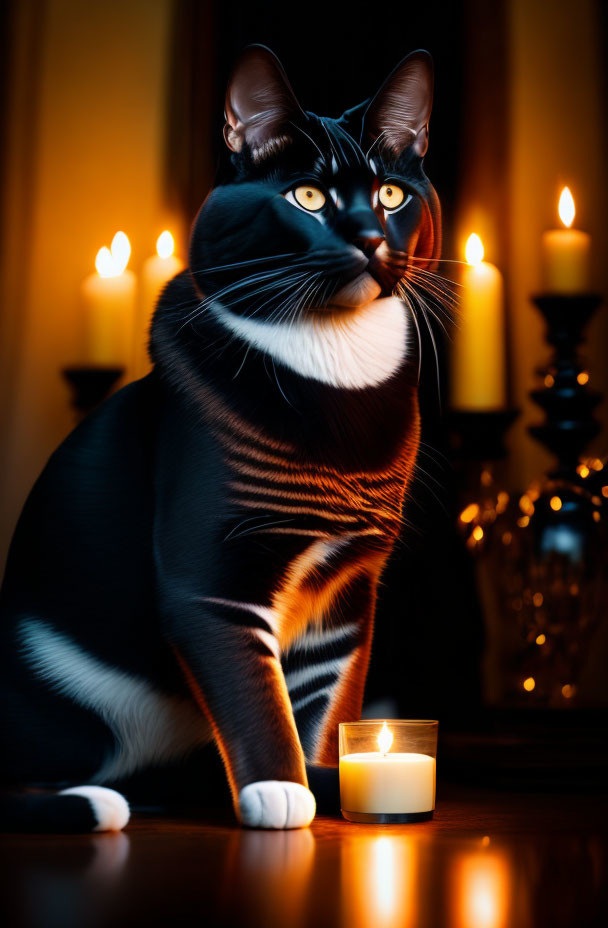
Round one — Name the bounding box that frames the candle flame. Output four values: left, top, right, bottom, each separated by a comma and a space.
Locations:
558, 187, 575, 228
465, 233, 484, 266
377, 721, 393, 754
95, 231, 131, 277
95, 246, 114, 278
157, 230, 175, 259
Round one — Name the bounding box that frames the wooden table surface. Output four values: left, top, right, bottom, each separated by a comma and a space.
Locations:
1, 784, 606, 928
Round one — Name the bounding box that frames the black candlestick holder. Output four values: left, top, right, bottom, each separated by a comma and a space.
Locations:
62, 365, 124, 420
491, 291, 607, 707
528, 293, 603, 479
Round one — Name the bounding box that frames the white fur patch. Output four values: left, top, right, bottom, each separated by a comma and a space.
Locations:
290, 686, 335, 714
60, 785, 130, 832
284, 655, 350, 693
238, 781, 316, 829
202, 597, 281, 659
19, 619, 212, 782
288, 621, 359, 653
212, 296, 408, 389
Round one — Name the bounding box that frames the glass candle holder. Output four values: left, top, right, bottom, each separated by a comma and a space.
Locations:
339, 720, 438, 823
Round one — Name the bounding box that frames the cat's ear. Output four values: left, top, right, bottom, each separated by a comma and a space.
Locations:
362, 50, 434, 158
223, 45, 304, 159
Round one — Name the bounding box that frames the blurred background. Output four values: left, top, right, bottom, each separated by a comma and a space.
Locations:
1, 0, 608, 734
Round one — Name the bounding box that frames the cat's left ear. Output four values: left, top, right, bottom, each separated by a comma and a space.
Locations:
362, 50, 434, 158
223, 45, 305, 159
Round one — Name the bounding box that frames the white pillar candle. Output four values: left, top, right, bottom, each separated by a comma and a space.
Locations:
541, 187, 590, 293
81, 231, 136, 367
450, 234, 506, 411
339, 721, 437, 820
340, 752, 436, 814
135, 231, 184, 376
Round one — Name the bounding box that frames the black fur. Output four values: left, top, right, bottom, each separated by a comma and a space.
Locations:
0, 46, 440, 830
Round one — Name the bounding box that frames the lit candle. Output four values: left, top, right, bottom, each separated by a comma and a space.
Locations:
541, 187, 590, 293
135, 230, 184, 375
81, 231, 136, 367
450, 233, 506, 411
339, 720, 437, 823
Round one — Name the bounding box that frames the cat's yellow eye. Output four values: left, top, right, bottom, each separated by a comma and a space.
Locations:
294, 186, 326, 211
378, 183, 405, 210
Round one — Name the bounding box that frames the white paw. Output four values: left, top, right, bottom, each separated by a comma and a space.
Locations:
238, 781, 316, 829
60, 785, 130, 832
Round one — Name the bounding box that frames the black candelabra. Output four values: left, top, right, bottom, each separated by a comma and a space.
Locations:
62, 365, 124, 421
500, 291, 607, 706
528, 293, 603, 479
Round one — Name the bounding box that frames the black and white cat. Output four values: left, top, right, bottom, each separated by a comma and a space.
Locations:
0, 46, 440, 831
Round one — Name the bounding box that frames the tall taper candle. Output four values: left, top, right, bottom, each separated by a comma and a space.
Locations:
81, 231, 136, 367
541, 187, 590, 294
450, 234, 506, 410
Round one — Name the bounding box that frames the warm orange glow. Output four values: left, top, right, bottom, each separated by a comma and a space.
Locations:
481, 469, 492, 488
577, 464, 590, 478
593, 511, 601, 523
558, 186, 575, 228
517, 516, 529, 528
550, 496, 562, 511
342, 835, 417, 928
562, 684, 575, 699
377, 721, 393, 754
523, 677, 535, 692
591, 458, 604, 471
519, 494, 535, 516
95, 231, 131, 277
496, 492, 509, 512
472, 525, 484, 542
544, 374, 555, 387
156, 230, 175, 259
452, 850, 510, 928
577, 371, 589, 386
532, 593, 543, 607
536, 634, 546, 645
465, 233, 484, 266
460, 503, 480, 524
602, 486, 608, 498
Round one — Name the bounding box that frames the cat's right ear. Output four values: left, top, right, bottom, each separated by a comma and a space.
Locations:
223, 45, 304, 160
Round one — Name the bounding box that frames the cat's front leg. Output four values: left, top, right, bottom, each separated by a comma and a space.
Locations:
167, 597, 315, 829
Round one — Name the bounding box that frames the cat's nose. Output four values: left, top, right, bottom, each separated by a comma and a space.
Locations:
353, 232, 384, 258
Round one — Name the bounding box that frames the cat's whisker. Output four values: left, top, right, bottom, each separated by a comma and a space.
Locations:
409, 265, 463, 288
409, 256, 468, 267
288, 121, 326, 161
408, 270, 460, 302
400, 278, 451, 336
407, 266, 459, 300
407, 271, 460, 310
397, 280, 443, 406
405, 293, 423, 384
417, 440, 450, 467
232, 344, 251, 380
189, 252, 303, 275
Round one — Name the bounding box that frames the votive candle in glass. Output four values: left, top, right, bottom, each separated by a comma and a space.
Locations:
339, 719, 438, 823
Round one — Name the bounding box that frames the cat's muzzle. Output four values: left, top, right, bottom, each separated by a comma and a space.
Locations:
328, 272, 382, 310
367, 242, 409, 295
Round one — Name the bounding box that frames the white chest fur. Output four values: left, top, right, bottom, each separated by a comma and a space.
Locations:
212, 296, 409, 390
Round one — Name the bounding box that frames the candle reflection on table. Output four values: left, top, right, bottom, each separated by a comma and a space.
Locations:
450, 843, 511, 928
341, 834, 417, 928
